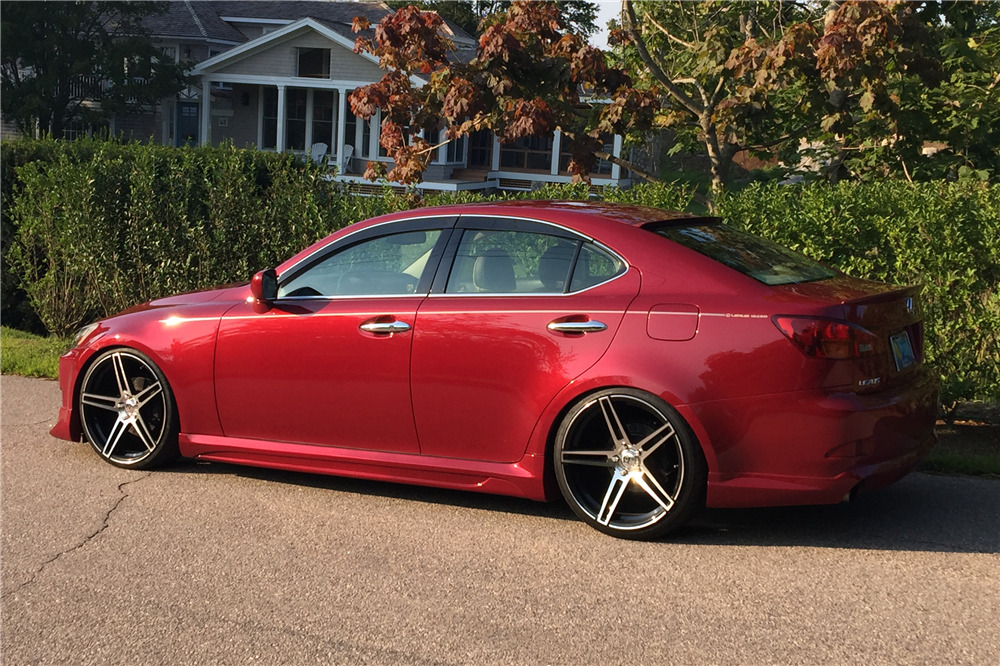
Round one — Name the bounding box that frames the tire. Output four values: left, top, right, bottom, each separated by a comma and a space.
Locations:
78, 348, 179, 469
553, 388, 705, 540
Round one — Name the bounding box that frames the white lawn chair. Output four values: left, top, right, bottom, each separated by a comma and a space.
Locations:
340, 144, 354, 174
309, 142, 328, 164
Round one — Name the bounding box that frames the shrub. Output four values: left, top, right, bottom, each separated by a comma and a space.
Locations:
3, 139, 997, 401
716, 182, 1000, 404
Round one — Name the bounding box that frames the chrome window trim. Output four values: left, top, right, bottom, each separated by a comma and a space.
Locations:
275, 293, 428, 302
426, 267, 631, 298
276, 211, 630, 299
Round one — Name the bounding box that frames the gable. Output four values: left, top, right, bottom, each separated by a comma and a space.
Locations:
216, 32, 385, 81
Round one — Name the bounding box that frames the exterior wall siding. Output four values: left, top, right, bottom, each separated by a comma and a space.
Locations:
214, 34, 384, 81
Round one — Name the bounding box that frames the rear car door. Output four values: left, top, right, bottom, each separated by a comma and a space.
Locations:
410, 216, 641, 462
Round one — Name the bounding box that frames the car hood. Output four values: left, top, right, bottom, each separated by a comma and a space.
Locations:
117, 283, 249, 315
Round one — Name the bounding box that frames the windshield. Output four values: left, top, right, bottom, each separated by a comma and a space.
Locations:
652, 222, 837, 286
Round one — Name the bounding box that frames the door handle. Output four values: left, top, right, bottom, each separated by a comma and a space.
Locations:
360, 319, 411, 334
547, 319, 607, 334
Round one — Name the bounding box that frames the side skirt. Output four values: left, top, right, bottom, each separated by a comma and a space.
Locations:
179, 434, 549, 501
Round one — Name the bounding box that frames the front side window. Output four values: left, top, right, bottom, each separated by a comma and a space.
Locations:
278, 230, 442, 298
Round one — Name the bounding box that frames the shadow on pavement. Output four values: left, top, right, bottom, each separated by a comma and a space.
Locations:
164, 458, 999, 555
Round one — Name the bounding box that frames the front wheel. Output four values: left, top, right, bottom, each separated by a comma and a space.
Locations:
554, 389, 705, 540
78, 348, 179, 469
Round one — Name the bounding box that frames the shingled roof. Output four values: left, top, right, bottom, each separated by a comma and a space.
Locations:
145, 1, 475, 62
142, 0, 247, 43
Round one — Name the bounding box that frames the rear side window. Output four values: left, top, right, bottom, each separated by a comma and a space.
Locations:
653, 223, 836, 286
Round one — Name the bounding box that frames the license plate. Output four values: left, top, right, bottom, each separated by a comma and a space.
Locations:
890, 330, 916, 371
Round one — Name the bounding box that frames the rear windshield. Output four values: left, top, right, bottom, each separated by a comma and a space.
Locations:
652, 223, 837, 286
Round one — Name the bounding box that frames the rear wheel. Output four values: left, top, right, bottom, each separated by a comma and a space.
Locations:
554, 389, 705, 540
78, 348, 178, 469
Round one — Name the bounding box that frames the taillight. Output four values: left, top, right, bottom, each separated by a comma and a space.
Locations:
772, 316, 877, 360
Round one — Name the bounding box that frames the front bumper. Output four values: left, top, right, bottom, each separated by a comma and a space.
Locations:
49, 347, 84, 442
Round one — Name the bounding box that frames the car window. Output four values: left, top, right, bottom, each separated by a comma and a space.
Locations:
445, 229, 580, 294
653, 223, 836, 286
570, 243, 626, 291
278, 229, 442, 297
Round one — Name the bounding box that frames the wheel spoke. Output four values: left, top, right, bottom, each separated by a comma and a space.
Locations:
597, 469, 630, 526
560, 450, 615, 468
131, 414, 158, 452
101, 417, 128, 457
636, 421, 675, 458
111, 352, 130, 397
634, 471, 675, 513
81, 392, 119, 413
135, 381, 163, 408
598, 396, 629, 445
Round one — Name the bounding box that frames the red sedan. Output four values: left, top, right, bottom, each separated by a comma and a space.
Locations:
52, 201, 938, 539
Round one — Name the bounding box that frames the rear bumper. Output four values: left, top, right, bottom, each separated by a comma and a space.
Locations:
697, 366, 939, 508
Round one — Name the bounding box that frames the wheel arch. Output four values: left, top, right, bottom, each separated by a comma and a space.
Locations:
532, 377, 718, 501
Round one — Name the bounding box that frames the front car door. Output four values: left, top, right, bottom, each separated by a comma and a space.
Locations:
411, 216, 642, 462
213, 217, 455, 453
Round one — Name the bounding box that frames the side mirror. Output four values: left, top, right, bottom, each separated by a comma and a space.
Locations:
250, 268, 277, 309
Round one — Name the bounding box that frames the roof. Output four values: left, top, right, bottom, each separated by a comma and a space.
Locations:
144, 1, 476, 61
142, 1, 247, 44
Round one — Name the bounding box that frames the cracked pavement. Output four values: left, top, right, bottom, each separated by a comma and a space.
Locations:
2, 374, 999, 665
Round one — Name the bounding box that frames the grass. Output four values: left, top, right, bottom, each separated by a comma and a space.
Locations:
2, 325, 997, 476
0, 326, 68, 378
920, 423, 1000, 477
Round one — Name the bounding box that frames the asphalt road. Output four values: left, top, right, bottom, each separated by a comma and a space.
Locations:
2, 374, 998, 665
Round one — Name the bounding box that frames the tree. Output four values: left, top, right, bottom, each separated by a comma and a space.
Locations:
385, 1, 599, 37
622, 1, 1000, 189
349, 1, 657, 185
1, 1, 188, 138
620, 0, 820, 193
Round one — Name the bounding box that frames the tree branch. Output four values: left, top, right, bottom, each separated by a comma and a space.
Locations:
623, 0, 703, 117
645, 12, 696, 50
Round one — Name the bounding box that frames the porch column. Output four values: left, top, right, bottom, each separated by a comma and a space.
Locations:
256, 85, 264, 148
200, 84, 211, 146
275, 84, 287, 152
551, 130, 562, 175
610, 134, 623, 180
336, 88, 347, 169
305, 89, 315, 150
491, 134, 501, 171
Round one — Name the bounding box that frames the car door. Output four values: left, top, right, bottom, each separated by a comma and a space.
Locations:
410, 216, 641, 463
214, 218, 455, 453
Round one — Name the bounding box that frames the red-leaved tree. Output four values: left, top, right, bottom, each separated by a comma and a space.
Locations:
350, 1, 658, 185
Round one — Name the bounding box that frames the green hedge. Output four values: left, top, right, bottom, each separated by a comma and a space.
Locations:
2, 138, 997, 403
716, 182, 1000, 405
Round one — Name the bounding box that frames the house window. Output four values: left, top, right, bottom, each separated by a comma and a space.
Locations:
499, 136, 553, 171
447, 133, 466, 163
468, 130, 492, 168
346, 99, 373, 159
62, 119, 107, 141
297, 48, 330, 78
262, 88, 278, 149
286, 88, 308, 151
312, 90, 335, 150
559, 134, 613, 175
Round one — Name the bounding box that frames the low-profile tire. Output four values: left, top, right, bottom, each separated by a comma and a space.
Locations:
554, 388, 706, 540
78, 348, 179, 469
